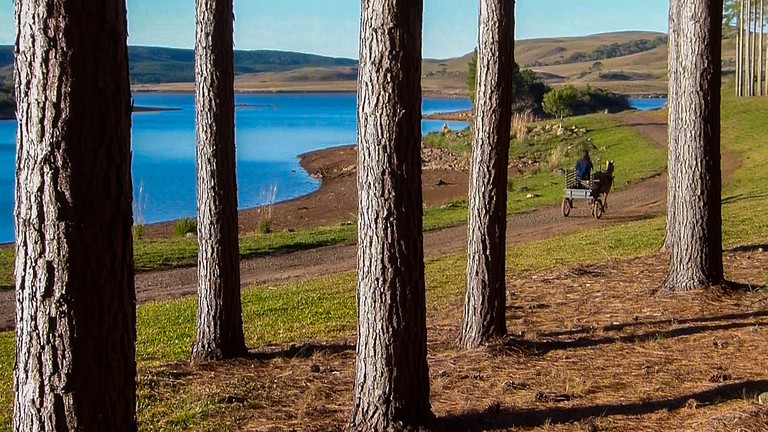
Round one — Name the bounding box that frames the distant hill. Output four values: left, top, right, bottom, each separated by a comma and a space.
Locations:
0, 32, 742, 98
421, 31, 674, 95
0, 45, 357, 85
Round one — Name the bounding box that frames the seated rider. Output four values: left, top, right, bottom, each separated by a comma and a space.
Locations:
574, 150, 593, 187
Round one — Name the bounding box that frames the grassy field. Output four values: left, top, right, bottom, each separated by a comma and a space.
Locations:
0, 92, 766, 430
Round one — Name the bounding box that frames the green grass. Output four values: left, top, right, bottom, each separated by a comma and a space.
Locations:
425, 113, 667, 217
134, 225, 357, 271
0, 333, 11, 429
0, 249, 11, 290
1, 93, 766, 430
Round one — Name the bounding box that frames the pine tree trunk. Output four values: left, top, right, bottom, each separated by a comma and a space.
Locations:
459, 0, 515, 349
760, 0, 764, 95
752, 2, 759, 94
13, 0, 136, 430
665, 0, 724, 291
191, 0, 246, 361
737, 0, 744, 96
663, 0, 681, 251
349, 0, 432, 430
747, 0, 753, 95
765, 1, 768, 94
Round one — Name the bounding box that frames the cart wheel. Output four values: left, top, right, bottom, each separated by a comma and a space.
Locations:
593, 199, 603, 219
562, 198, 571, 217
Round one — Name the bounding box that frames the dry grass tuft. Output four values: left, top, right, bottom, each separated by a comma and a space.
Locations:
512, 109, 534, 141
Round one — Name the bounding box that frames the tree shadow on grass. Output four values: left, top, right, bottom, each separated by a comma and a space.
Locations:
721, 193, 768, 205
541, 309, 768, 339
505, 311, 768, 356
729, 243, 768, 253
435, 380, 768, 431
246, 341, 354, 361
0, 284, 11, 292
599, 213, 659, 223
584, 121, 667, 134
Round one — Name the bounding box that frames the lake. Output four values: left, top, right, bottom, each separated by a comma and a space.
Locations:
628, 97, 667, 111
0, 92, 471, 243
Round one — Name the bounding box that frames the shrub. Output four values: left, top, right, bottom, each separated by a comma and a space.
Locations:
543, 85, 630, 120
133, 224, 144, 241
542, 84, 579, 121
258, 218, 272, 234
173, 218, 197, 238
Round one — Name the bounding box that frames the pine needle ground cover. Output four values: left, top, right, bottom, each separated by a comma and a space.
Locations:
0, 94, 766, 430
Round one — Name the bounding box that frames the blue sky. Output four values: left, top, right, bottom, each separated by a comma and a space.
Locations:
0, 0, 668, 59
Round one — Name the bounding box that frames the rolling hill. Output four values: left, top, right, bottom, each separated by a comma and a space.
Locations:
1, 31, 741, 100
0, 45, 357, 85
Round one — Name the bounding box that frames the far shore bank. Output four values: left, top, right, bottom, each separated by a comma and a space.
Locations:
0, 105, 183, 121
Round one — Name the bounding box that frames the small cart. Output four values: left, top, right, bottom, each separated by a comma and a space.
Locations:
562, 170, 605, 219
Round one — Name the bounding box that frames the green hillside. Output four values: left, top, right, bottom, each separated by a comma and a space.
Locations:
0, 45, 357, 85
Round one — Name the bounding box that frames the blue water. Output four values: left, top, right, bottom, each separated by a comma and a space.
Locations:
629, 97, 667, 111
0, 92, 470, 243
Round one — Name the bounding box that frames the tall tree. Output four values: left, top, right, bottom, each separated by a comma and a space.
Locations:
458, 0, 515, 349
737, 0, 744, 96
13, 0, 136, 429
747, 0, 753, 95
665, 0, 724, 291
349, 0, 432, 430
757, 0, 765, 96
191, 0, 247, 361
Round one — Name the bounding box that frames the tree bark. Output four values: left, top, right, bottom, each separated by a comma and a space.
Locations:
747, 0, 753, 95
665, 0, 724, 291
13, 0, 136, 430
191, 0, 247, 361
458, 0, 515, 349
349, 0, 432, 430
752, 1, 759, 94
759, 0, 764, 95
765, 1, 768, 94
737, 0, 744, 96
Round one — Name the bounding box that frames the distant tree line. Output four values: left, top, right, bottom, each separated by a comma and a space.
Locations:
525, 36, 669, 67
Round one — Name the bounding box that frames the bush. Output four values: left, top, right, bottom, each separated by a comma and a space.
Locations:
543, 85, 630, 120
542, 84, 580, 120
133, 224, 144, 241
173, 218, 197, 238
258, 218, 272, 234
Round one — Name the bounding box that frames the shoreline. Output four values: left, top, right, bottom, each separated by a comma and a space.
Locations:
131, 87, 471, 99
138, 142, 470, 239
0, 105, 185, 121
0, 144, 356, 247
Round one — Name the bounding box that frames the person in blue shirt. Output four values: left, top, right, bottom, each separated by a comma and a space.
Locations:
574, 150, 593, 186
